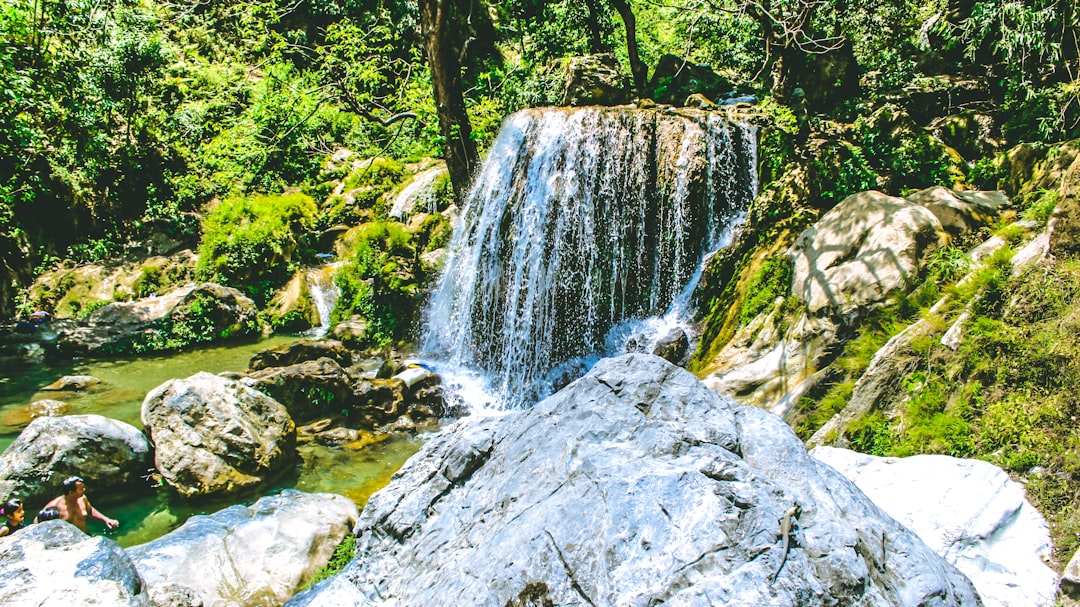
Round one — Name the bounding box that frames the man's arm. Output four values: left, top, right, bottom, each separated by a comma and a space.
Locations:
82, 496, 119, 529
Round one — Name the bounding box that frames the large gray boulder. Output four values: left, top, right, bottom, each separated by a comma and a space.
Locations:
127, 490, 357, 607
0, 414, 152, 505
0, 519, 150, 606
56, 282, 259, 356
702, 186, 1002, 415
811, 446, 1058, 607
287, 353, 980, 607
791, 190, 948, 316
141, 372, 296, 498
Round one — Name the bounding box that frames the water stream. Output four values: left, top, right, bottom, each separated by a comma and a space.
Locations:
422, 107, 757, 410
304, 262, 342, 337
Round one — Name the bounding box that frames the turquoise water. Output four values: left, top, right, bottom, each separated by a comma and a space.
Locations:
0, 337, 426, 548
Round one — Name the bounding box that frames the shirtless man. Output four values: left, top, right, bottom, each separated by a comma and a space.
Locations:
40, 476, 119, 533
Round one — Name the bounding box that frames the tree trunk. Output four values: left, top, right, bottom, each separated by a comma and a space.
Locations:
608, 0, 648, 97
419, 0, 480, 204
583, 0, 609, 54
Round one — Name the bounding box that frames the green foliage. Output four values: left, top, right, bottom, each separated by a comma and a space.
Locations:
302, 534, 356, 591
738, 254, 792, 326
196, 192, 317, 304
333, 221, 423, 348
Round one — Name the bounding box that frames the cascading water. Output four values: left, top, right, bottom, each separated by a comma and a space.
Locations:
422, 107, 757, 409
304, 262, 341, 337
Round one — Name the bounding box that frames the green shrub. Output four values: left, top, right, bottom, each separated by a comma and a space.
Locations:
196, 192, 318, 305
333, 222, 424, 348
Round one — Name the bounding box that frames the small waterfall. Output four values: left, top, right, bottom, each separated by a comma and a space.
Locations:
422, 107, 757, 409
389, 166, 447, 219
305, 263, 341, 336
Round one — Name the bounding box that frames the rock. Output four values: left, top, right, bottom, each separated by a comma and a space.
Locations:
647, 54, 736, 106
242, 358, 355, 424
349, 357, 393, 379
264, 273, 321, 334
701, 298, 840, 413
931, 112, 1001, 160
351, 377, 407, 428
141, 372, 297, 498
791, 190, 949, 316
56, 283, 259, 356
147, 583, 203, 607
23, 250, 196, 320
329, 317, 369, 349
811, 446, 1058, 607
0, 399, 70, 427
650, 328, 688, 364
127, 490, 357, 607
0, 414, 152, 506
250, 340, 352, 372
0, 519, 151, 606
1062, 547, 1080, 598
288, 353, 979, 606
40, 374, 102, 391
904, 186, 1005, 239
559, 53, 632, 106
683, 92, 718, 109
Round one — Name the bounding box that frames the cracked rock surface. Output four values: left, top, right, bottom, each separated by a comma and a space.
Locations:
288, 353, 981, 607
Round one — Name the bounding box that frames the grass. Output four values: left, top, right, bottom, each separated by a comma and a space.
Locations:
301, 533, 356, 590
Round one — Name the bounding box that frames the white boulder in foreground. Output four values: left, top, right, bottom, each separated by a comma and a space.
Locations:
127, 490, 358, 607
0, 519, 150, 606
811, 446, 1057, 607
288, 353, 980, 606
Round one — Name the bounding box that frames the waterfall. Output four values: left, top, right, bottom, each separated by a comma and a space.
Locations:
422, 107, 757, 409
305, 263, 341, 337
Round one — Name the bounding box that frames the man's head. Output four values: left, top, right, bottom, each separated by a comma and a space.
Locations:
61, 476, 85, 496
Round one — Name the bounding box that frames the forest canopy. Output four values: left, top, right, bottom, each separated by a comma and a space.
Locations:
0, 0, 1077, 316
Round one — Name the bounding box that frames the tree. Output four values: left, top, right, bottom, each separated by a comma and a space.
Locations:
418, 0, 481, 203
608, 0, 648, 96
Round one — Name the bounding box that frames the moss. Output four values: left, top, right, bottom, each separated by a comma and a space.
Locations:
738, 255, 793, 326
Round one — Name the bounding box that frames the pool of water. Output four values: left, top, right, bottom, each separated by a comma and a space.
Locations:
0, 337, 428, 548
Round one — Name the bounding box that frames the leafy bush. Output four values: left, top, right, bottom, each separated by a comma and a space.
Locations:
196, 192, 317, 304
333, 222, 424, 348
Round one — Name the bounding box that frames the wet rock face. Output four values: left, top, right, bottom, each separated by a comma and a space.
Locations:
0, 414, 152, 506
288, 353, 980, 607
127, 490, 357, 607
0, 519, 151, 606
141, 372, 296, 498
